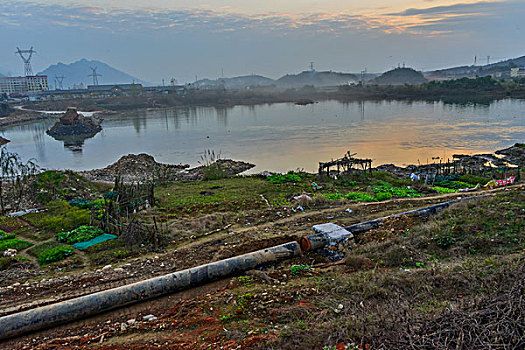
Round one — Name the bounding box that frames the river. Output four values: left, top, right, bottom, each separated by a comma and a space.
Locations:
1, 99, 524, 173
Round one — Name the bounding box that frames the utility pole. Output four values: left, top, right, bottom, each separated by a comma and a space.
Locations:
54, 75, 65, 90
487, 56, 490, 65
309, 61, 315, 72
360, 68, 367, 85
15, 47, 36, 76
88, 67, 101, 86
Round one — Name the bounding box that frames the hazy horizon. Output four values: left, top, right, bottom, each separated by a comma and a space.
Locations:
1, 0, 524, 84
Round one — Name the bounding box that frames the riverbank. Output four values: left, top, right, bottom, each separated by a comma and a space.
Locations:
14, 77, 525, 114
0, 145, 523, 349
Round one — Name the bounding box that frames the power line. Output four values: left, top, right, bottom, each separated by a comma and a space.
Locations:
15, 47, 36, 76
88, 66, 102, 86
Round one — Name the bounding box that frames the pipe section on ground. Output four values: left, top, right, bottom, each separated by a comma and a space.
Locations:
301, 195, 488, 252
0, 241, 301, 340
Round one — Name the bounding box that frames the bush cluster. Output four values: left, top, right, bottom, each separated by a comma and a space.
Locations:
38, 245, 75, 265
267, 173, 302, 184
0, 238, 32, 251
57, 225, 104, 244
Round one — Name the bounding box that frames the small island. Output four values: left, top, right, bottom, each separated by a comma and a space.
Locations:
46, 107, 102, 150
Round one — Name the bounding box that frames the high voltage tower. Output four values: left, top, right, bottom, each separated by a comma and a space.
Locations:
15, 47, 36, 76
88, 66, 102, 86
54, 75, 65, 90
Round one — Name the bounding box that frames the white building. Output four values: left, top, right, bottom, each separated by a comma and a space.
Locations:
510, 67, 525, 78
0, 75, 49, 94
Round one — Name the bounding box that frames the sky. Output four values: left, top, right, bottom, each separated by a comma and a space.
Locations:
0, 0, 524, 84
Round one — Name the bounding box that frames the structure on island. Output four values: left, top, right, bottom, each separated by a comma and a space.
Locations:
46, 107, 102, 151
318, 151, 372, 177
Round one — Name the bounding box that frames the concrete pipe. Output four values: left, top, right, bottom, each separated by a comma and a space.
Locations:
0, 241, 301, 340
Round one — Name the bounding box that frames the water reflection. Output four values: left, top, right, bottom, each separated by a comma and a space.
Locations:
1, 99, 524, 173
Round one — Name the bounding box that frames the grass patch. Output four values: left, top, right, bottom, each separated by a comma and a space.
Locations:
430, 186, 457, 194
0, 231, 15, 240
156, 176, 313, 214
0, 238, 32, 251
37, 245, 75, 265
346, 192, 377, 202
23, 200, 90, 233
267, 173, 302, 184
27, 241, 64, 258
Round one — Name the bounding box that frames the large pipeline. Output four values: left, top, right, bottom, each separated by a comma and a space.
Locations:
0, 241, 300, 340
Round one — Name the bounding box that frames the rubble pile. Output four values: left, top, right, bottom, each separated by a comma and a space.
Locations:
81, 154, 254, 183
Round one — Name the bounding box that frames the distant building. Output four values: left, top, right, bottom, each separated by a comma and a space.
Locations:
0, 75, 49, 94
510, 67, 525, 78
87, 83, 143, 93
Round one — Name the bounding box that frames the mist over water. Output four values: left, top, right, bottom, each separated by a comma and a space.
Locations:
1, 99, 524, 173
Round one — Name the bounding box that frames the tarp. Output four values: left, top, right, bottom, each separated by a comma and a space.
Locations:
72, 233, 117, 250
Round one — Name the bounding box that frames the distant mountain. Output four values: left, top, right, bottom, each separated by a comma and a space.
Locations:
426, 55, 525, 79
0, 73, 4, 78
276, 70, 358, 88
194, 75, 275, 89
374, 67, 427, 85
38, 59, 147, 89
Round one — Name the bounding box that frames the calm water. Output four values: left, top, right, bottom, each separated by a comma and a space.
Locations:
1, 100, 524, 173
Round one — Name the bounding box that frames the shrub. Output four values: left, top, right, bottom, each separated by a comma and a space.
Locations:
324, 193, 345, 201
202, 163, 228, 181
0, 231, 15, 240
267, 173, 302, 184
68, 198, 93, 209
459, 174, 490, 186
346, 192, 377, 202
0, 238, 32, 251
38, 245, 75, 265
430, 186, 457, 194
375, 192, 393, 201
373, 182, 422, 198
57, 225, 104, 244
290, 264, 311, 275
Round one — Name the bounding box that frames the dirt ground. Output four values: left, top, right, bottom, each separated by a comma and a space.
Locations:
1, 185, 523, 349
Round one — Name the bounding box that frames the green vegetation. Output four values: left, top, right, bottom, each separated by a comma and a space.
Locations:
27, 241, 63, 258
0, 231, 15, 240
267, 173, 302, 184
430, 186, 457, 194
290, 264, 311, 275
372, 182, 423, 198
24, 200, 90, 232
57, 225, 104, 244
0, 238, 32, 251
37, 245, 75, 265
346, 192, 378, 202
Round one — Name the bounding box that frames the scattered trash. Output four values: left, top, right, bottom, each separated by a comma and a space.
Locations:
8, 209, 41, 217
296, 205, 304, 211
293, 194, 312, 202
345, 209, 353, 213
309, 182, 322, 190
410, 173, 420, 182
3, 249, 17, 257
143, 314, 157, 322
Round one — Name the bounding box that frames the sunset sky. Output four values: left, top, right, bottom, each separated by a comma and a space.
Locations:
0, 0, 523, 83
